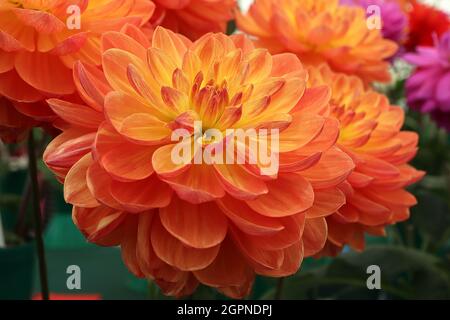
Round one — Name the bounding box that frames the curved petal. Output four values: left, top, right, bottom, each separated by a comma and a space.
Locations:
86, 161, 121, 209
95, 122, 156, 181
246, 173, 314, 217
151, 216, 220, 271
194, 237, 254, 288
64, 154, 100, 208
159, 197, 228, 249
73, 205, 126, 244
15, 51, 74, 95
216, 195, 285, 236
302, 217, 328, 257
305, 187, 346, 218
302, 147, 355, 189
47, 98, 103, 129
162, 164, 226, 204
110, 176, 173, 212
214, 163, 268, 200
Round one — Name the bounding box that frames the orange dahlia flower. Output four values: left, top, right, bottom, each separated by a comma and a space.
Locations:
307, 64, 424, 256
236, 0, 398, 84
148, 0, 236, 40
44, 26, 355, 298
0, 0, 154, 140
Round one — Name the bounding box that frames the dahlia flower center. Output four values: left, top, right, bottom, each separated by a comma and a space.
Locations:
166, 69, 244, 134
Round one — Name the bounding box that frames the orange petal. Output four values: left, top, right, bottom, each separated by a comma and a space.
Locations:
246, 173, 314, 217
102, 31, 147, 61
159, 197, 227, 249
121, 216, 144, 277
110, 176, 173, 212
305, 187, 346, 218
347, 171, 374, 188
64, 154, 100, 208
152, 26, 188, 66
0, 69, 43, 102
44, 129, 94, 179
95, 122, 155, 181
302, 217, 328, 257
362, 188, 417, 207
0, 51, 14, 73
250, 214, 305, 251
47, 99, 103, 129
49, 32, 88, 56
73, 205, 126, 244
102, 48, 149, 97
13, 8, 65, 34
230, 226, 284, 270
293, 86, 331, 116
194, 237, 254, 288
151, 216, 220, 271
86, 161, 121, 209
214, 163, 268, 200
136, 212, 165, 274
162, 164, 226, 204
216, 195, 285, 236
348, 192, 391, 226
15, 51, 74, 95
297, 118, 339, 155
73, 61, 111, 112
257, 241, 303, 277
278, 113, 325, 153
302, 147, 355, 189
152, 143, 193, 178
279, 151, 322, 173
271, 53, 304, 78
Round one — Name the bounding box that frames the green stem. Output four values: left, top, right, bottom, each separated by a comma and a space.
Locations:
274, 277, 285, 300
27, 130, 49, 300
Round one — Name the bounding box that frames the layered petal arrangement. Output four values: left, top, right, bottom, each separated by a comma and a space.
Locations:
0, 0, 154, 140
404, 31, 450, 131
308, 64, 424, 255
44, 26, 355, 298
236, 0, 398, 84
148, 0, 236, 40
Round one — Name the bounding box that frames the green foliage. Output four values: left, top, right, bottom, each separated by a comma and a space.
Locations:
279, 246, 450, 300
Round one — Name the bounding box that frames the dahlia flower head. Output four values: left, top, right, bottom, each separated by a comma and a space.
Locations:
307, 64, 424, 255
340, 0, 408, 44
404, 1, 450, 52
0, 0, 154, 140
236, 0, 398, 84
404, 31, 450, 132
148, 0, 236, 40
44, 26, 356, 298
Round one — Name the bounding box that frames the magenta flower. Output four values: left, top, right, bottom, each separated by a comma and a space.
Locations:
341, 0, 408, 44
404, 31, 450, 131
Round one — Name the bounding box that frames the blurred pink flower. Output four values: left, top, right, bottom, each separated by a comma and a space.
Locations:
404, 31, 450, 131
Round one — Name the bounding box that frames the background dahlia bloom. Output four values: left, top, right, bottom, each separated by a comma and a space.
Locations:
148, 0, 236, 40
236, 0, 398, 84
404, 31, 450, 131
341, 0, 408, 44
404, 1, 450, 52
0, 97, 36, 143
44, 26, 355, 298
308, 64, 424, 255
0, 0, 154, 139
